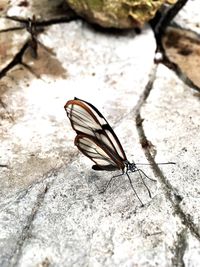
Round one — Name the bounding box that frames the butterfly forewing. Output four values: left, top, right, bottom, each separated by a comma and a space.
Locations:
75, 135, 124, 171
65, 98, 127, 162
65, 100, 103, 137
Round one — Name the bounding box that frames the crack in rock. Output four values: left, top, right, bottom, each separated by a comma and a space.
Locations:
171, 228, 187, 267
0, 15, 76, 79
9, 183, 50, 267
132, 62, 200, 243
135, 111, 200, 240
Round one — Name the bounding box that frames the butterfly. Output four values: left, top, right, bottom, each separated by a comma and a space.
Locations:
64, 98, 172, 205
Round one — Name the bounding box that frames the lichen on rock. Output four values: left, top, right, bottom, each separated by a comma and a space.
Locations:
66, 0, 177, 29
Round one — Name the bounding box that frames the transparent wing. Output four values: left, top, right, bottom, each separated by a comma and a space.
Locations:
75, 135, 125, 171
65, 98, 127, 161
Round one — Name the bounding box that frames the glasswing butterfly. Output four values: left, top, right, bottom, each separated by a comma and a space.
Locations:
65, 97, 174, 206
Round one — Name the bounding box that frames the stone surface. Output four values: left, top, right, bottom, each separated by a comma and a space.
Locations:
163, 0, 200, 88
0, 0, 200, 266
163, 27, 200, 87
6, 0, 70, 20
174, 0, 200, 34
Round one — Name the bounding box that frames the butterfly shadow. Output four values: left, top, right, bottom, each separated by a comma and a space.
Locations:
87, 168, 158, 207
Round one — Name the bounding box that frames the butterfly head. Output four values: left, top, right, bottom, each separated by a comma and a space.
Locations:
124, 160, 137, 173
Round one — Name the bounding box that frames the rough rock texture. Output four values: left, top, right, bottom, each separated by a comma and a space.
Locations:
65, 0, 176, 29
0, 0, 199, 266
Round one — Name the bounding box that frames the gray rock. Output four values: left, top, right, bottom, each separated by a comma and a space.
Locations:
0, 0, 199, 266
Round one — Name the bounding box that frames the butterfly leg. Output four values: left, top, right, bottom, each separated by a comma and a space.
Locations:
138, 168, 156, 182
126, 172, 144, 207
136, 169, 152, 199
99, 172, 124, 194
0, 164, 8, 168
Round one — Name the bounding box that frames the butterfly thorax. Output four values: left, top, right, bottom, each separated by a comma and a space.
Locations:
124, 160, 137, 173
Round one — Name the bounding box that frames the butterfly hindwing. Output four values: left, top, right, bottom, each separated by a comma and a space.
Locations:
75, 135, 124, 171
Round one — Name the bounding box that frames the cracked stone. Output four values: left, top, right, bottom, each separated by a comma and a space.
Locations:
0, 0, 200, 266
